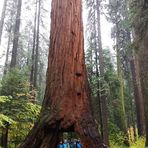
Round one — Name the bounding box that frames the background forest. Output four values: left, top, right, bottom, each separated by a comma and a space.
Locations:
0, 0, 148, 147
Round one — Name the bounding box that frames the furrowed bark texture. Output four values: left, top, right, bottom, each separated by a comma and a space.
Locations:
137, 29, 148, 146
133, 1, 148, 145
20, 0, 104, 148
130, 54, 145, 136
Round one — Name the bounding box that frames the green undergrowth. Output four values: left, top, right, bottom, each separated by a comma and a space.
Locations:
130, 137, 145, 148
110, 137, 146, 148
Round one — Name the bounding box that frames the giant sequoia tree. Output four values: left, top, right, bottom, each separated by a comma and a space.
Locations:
20, 0, 105, 147
131, 0, 148, 145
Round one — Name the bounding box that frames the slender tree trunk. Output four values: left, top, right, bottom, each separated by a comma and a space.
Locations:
115, 22, 127, 133
93, 8, 103, 135
0, 0, 8, 44
38, 62, 45, 101
1, 124, 9, 148
34, 0, 41, 88
94, 26, 103, 144
3, 4, 13, 74
116, 48, 127, 132
30, 0, 37, 90
116, 50, 129, 147
3, 27, 12, 75
88, 2, 103, 144
10, 0, 22, 68
20, 0, 105, 147
26, 38, 30, 66
95, 0, 109, 146
126, 69, 137, 141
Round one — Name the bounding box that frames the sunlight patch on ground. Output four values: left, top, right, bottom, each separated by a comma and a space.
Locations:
111, 137, 145, 148
130, 137, 145, 148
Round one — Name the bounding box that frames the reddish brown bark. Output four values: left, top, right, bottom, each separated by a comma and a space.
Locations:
130, 54, 145, 136
132, 2, 148, 144
137, 29, 148, 146
20, 0, 105, 148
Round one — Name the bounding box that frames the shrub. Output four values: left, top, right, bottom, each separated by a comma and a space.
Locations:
109, 122, 126, 146
0, 68, 30, 98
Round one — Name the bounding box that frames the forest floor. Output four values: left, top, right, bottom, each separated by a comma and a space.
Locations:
111, 137, 146, 148
130, 137, 145, 148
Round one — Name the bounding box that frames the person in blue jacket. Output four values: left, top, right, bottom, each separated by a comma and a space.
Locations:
69, 140, 75, 148
63, 139, 69, 148
58, 141, 63, 148
76, 140, 82, 148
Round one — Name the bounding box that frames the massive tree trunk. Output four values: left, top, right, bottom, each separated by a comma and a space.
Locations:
0, 0, 8, 44
132, 0, 148, 145
137, 29, 148, 146
130, 54, 145, 136
20, 0, 105, 148
124, 14, 145, 136
10, 0, 22, 68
